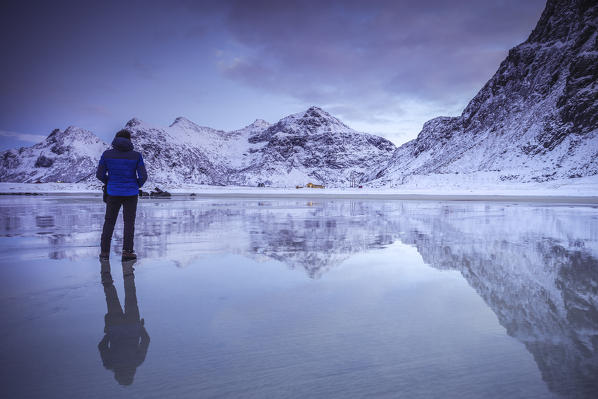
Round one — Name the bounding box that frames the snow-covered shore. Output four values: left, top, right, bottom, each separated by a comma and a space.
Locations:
1, 175, 597, 203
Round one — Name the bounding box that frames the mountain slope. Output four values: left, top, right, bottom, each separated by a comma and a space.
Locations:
0, 106, 394, 188
112, 107, 396, 187
234, 106, 396, 187
123, 115, 273, 186
124, 117, 234, 186
0, 126, 107, 183
372, 0, 598, 186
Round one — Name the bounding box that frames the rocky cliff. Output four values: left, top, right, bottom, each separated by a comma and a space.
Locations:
373, 0, 598, 186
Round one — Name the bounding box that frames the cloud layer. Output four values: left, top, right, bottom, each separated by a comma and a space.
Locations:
212, 0, 545, 140
0, 0, 546, 148
0, 130, 46, 145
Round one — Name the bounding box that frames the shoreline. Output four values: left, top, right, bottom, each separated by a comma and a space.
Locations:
1, 177, 597, 204
182, 191, 598, 204
1, 190, 597, 204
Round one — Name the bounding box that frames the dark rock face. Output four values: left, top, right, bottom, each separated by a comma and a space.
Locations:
558, 47, 598, 130
463, 0, 598, 134
1, 151, 20, 170
374, 0, 598, 185
50, 144, 67, 155
34, 155, 53, 168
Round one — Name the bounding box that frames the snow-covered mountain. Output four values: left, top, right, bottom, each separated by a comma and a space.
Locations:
127, 106, 395, 187
2, 2, 595, 190
123, 114, 275, 186
234, 107, 396, 187
0, 126, 107, 183
372, 0, 598, 186
123, 117, 233, 186
0, 107, 395, 188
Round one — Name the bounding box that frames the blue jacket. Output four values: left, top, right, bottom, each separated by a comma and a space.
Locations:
96, 137, 148, 196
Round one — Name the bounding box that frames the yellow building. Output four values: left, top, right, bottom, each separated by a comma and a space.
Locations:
306, 182, 325, 189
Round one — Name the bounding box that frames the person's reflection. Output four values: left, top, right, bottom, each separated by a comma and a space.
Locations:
98, 259, 150, 386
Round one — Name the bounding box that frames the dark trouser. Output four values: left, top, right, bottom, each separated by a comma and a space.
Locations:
101, 195, 138, 253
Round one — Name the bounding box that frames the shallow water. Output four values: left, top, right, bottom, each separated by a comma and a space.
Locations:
0, 195, 597, 398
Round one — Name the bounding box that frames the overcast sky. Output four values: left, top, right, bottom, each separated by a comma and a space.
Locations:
0, 0, 546, 150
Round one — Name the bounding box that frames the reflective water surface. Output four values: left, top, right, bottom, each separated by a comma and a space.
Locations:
0, 195, 597, 398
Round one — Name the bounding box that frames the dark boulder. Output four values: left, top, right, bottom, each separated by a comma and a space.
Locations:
150, 187, 171, 198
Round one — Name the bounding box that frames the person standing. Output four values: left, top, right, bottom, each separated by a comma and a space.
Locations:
96, 129, 147, 261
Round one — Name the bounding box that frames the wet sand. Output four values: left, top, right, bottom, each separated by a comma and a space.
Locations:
0, 190, 597, 204
185, 191, 598, 204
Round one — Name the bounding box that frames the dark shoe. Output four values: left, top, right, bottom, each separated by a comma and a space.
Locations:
122, 250, 137, 261
99, 252, 110, 261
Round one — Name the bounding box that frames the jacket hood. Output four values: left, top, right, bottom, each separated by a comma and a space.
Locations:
112, 137, 133, 151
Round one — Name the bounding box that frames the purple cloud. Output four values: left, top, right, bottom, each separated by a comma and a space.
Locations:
0, 0, 547, 149
211, 0, 546, 136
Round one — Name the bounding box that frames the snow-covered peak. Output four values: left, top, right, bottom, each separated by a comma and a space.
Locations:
231, 119, 271, 137
42, 126, 92, 141
303, 106, 331, 118
168, 116, 226, 137
62, 125, 96, 138
0, 126, 107, 184
169, 116, 199, 129
250, 106, 354, 144
45, 126, 105, 153
248, 119, 270, 129
291, 106, 352, 132
125, 117, 145, 128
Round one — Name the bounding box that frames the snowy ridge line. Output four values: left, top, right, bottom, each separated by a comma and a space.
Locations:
0, 106, 397, 188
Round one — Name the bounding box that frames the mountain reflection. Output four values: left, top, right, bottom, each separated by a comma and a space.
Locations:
1, 197, 597, 395
109, 200, 598, 396
399, 216, 598, 398
98, 259, 150, 386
